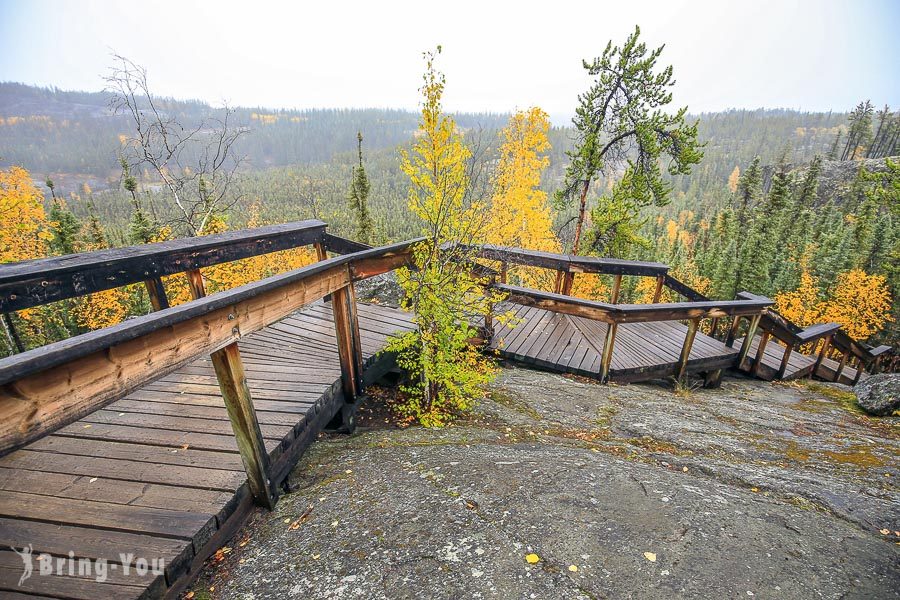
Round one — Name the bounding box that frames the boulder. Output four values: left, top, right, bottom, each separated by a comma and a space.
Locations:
854, 373, 900, 416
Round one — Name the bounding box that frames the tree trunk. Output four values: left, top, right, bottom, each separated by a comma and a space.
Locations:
571, 179, 591, 255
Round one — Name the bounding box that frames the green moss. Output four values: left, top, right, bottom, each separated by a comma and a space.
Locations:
489, 388, 543, 421
593, 405, 618, 428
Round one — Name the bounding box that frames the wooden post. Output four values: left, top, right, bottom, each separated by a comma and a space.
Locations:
852, 360, 865, 385
677, 318, 700, 382
777, 344, 794, 379
812, 335, 832, 377
599, 322, 618, 383
560, 272, 575, 296
610, 274, 622, 304
834, 351, 848, 382
651, 274, 665, 303
1, 313, 24, 353
751, 331, 771, 376
314, 241, 332, 302
553, 270, 564, 294
185, 269, 206, 299
737, 314, 761, 370
143, 277, 169, 311
499, 262, 508, 285
725, 316, 742, 348
703, 369, 723, 389
211, 342, 275, 510
331, 282, 363, 400
708, 317, 720, 340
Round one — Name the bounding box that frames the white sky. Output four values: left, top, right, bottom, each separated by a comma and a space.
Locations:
1, 0, 897, 122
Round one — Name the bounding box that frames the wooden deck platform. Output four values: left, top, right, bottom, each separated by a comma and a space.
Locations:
0, 301, 413, 599
490, 303, 739, 382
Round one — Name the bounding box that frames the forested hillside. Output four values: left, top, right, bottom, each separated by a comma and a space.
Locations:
1, 78, 898, 353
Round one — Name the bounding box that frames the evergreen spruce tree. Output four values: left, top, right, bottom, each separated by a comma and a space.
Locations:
45, 177, 80, 255
348, 132, 374, 244
737, 160, 792, 295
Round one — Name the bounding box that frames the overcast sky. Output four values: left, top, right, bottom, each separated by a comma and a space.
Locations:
1, 0, 897, 123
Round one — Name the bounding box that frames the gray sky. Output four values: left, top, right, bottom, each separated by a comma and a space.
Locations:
1, 0, 897, 122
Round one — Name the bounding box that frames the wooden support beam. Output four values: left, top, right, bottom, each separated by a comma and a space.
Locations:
185, 269, 206, 299
737, 314, 761, 370
726, 316, 742, 348
677, 318, 700, 382
210, 342, 275, 510
560, 272, 575, 296
852, 360, 865, 385
499, 262, 508, 285
314, 241, 328, 262
330, 280, 363, 400
143, 277, 169, 311
777, 344, 794, 379
1, 313, 24, 353
812, 335, 832, 376
703, 369, 723, 389
610, 274, 622, 304
834, 351, 848, 382
751, 331, 771, 376
651, 275, 665, 303
708, 317, 719, 340
553, 270, 564, 294
599, 323, 618, 383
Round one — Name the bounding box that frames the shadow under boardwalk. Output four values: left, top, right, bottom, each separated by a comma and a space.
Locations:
490, 303, 738, 382
0, 301, 413, 599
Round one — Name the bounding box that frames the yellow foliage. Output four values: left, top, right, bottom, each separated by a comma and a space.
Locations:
634, 261, 710, 304
820, 269, 892, 340
72, 287, 131, 330
0, 166, 53, 264
774, 269, 823, 327
727, 166, 740, 193
485, 107, 560, 291
775, 268, 892, 341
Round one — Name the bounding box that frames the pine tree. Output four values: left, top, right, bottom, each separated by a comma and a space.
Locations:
735, 156, 762, 222
737, 160, 792, 295
841, 100, 874, 160
555, 26, 702, 255
827, 131, 842, 160
347, 132, 374, 244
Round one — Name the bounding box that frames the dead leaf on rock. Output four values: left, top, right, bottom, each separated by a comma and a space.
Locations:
643, 552, 657, 562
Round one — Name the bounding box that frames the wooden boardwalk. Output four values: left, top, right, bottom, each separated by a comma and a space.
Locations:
490, 303, 739, 382
738, 335, 866, 384
0, 301, 413, 599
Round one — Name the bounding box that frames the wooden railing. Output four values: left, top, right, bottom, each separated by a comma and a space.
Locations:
494, 283, 771, 384
0, 224, 418, 510
732, 291, 894, 383
470, 245, 771, 385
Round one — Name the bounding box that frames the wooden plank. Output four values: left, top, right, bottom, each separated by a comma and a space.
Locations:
0, 517, 190, 584
210, 342, 275, 510
0, 550, 160, 600
0, 489, 215, 541
677, 319, 699, 381
599, 323, 618, 383
0, 220, 327, 313
143, 277, 169, 311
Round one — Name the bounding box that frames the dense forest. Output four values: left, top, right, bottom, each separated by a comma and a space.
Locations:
1, 70, 898, 356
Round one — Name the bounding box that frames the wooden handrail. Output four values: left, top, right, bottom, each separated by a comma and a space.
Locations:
495, 283, 771, 324
468, 244, 670, 277
0, 219, 327, 313
0, 238, 418, 455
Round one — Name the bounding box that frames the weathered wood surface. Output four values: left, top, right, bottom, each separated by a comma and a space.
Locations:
0, 301, 414, 600
0, 220, 327, 313
735, 335, 817, 381
490, 303, 739, 382
0, 239, 418, 453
